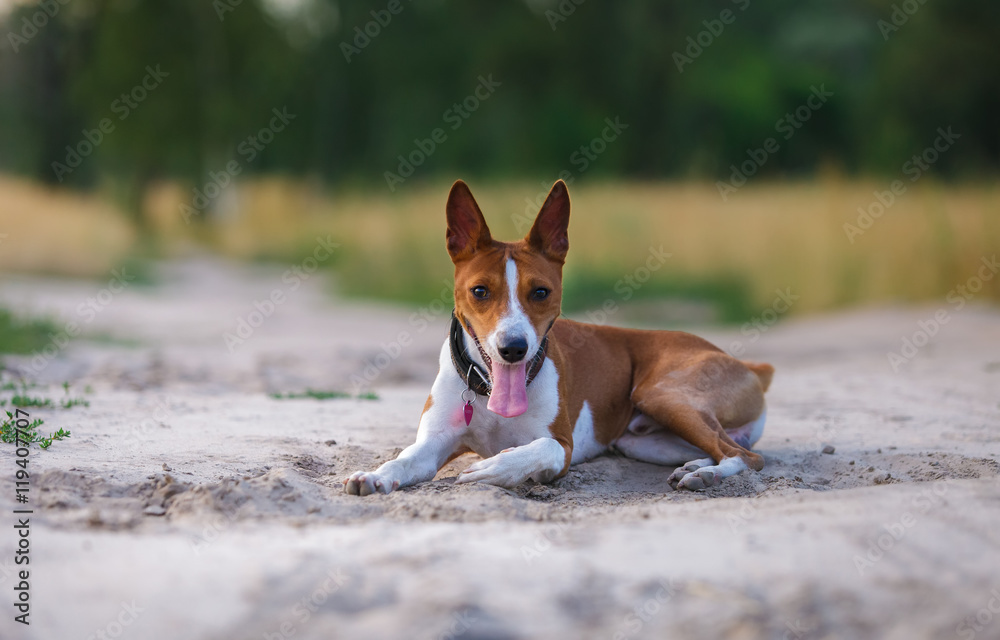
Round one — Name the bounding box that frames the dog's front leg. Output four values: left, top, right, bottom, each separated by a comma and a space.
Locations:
455, 437, 568, 489
344, 396, 461, 496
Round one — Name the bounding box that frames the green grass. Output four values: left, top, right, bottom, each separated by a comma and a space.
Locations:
271, 389, 379, 401
0, 308, 60, 354
0, 384, 89, 409
1, 381, 37, 392
7, 395, 53, 408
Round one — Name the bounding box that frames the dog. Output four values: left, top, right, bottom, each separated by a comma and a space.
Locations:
344, 180, 773, 495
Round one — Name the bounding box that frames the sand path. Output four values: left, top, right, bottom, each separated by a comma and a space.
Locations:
1, 259, 998, 639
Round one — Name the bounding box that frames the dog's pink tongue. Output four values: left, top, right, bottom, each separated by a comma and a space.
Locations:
487, 360, 529, 418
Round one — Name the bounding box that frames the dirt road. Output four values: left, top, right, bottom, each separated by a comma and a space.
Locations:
1, 259, 998, 639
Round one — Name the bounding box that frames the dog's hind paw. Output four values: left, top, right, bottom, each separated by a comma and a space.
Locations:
667, 458, 714, 490
675, 468, 720, 491
668, 456, 749, 491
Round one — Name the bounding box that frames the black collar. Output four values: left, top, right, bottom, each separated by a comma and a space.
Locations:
449, 311, 549, 397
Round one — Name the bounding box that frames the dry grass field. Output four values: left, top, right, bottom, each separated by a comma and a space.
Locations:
2, 174, 998, 320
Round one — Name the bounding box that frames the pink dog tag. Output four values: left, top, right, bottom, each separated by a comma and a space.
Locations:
461, 368, 478, 427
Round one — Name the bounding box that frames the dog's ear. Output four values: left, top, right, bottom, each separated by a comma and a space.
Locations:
526, 180, 570, 263
446, 180, 492, 261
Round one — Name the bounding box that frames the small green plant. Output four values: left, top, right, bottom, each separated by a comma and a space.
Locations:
60, 381, 90, 409
0, 411, 71, 448
270, 389, 378, 401
0, 380, 86, 449
38, 428, 72, 449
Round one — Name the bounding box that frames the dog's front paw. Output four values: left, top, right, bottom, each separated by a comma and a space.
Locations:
454, 454, 523, 489
343, 471, 399, 496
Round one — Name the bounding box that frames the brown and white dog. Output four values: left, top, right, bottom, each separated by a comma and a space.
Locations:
344, 180, 773, 495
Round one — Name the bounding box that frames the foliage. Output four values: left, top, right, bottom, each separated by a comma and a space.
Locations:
0, 0, 996, 207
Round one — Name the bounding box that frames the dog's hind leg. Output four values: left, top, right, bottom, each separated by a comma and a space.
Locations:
631, 391, 764, 491
612, 430, 707, 466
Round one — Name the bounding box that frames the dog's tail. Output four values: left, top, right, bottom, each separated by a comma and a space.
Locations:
743, 361, 774, 392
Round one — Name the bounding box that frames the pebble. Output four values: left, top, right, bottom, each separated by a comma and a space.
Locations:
822, 445, 835, 454
143, 505, 166, 516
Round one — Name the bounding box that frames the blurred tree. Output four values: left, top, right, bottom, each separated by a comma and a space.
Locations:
0, 0, 996, 213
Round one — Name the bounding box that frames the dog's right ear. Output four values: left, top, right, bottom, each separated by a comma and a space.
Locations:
446, 180, 492, 261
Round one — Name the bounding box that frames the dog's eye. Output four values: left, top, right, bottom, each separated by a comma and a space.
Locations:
531, 288, 550, 301
471, 286, 489, 299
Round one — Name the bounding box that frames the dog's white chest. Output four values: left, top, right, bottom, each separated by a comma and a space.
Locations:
464, 359, 559, 457
430, 340, 560, 459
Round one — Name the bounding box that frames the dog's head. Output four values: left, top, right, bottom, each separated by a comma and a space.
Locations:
446, 180, 570, 418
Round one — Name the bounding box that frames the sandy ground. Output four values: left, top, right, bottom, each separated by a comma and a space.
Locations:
1, 259, 999, 640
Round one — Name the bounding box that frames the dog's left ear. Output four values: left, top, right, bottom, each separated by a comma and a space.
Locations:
526, 180, 570, 263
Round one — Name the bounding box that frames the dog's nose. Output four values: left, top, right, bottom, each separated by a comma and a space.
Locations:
498, 337, 528, 363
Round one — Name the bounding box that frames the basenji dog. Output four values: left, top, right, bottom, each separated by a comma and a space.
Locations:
344, 180, 773, 495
